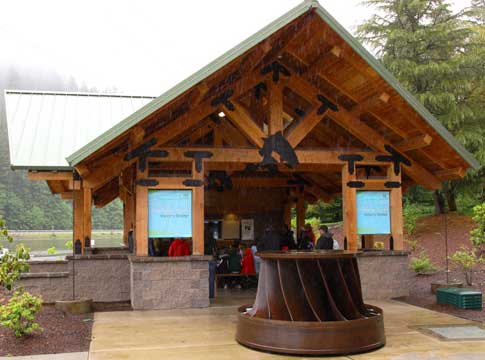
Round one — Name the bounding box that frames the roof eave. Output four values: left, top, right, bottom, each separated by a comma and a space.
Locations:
66, 0, 315, 167
312, 5, 480, 171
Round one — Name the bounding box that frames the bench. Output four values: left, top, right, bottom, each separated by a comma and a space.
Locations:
214, 273, 257, 296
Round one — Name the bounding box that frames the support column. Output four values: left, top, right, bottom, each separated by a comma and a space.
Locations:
73, 189, 84, 253
123, 192, 134, 246
342, 164, 358, 251
296, 193, 305, 232
135, 185, 148, 256
72, 185, 92, 254
283, 201, 292, 229
192, 160, 205, 255
388, 167, 404, 250
83, 187, 92, 246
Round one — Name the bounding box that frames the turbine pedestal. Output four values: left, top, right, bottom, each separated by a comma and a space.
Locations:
236, 251, 385, 355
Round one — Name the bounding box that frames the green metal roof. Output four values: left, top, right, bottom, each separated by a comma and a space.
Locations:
5, 90, 154, 170
67, 0, 479, 170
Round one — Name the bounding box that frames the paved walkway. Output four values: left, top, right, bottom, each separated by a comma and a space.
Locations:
0, 353, 87, 360
89, 292, 485, 360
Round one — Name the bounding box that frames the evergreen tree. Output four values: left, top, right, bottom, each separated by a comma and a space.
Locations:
358, 0, 485, 213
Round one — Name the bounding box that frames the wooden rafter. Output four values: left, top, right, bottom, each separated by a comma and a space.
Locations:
267, 81, 283, 135
223, 101, 266, 148
285, 74, 442, 189
396, 134, 433, 152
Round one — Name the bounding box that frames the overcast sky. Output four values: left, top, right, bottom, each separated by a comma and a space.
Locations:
0, 0, 471, 95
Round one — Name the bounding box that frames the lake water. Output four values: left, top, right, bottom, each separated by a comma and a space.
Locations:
2, 231, 124, 257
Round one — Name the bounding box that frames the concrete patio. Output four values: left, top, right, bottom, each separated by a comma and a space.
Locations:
88, 291, 485, 359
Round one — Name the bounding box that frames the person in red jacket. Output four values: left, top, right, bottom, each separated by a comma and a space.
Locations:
241, 248, 255, 274
168, 238, 190, 257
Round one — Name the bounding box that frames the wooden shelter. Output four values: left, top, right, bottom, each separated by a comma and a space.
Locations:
12, 0, 479, 257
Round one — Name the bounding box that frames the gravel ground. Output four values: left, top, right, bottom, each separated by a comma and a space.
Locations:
0, 302, 93, 357
399, 213, 485, 324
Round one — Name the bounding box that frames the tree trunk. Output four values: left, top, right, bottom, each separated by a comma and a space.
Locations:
445, 189, 457, 212
433, 190, 446, 214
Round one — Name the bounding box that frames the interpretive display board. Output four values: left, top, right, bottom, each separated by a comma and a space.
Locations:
241, 219, 254, 240
356, 191, 390, 234
148, 190, 192, 238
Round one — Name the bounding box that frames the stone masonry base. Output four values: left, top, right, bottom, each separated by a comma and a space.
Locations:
130, 256, 211, 310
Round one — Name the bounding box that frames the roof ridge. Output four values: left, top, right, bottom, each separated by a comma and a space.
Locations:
5, 89, 156, 99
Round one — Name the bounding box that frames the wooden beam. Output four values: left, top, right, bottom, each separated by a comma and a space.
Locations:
73, 189, 84, 253
435, 167, 466, 180
28, 171, 73, 181
93, 177, 119, 208
286, 106, 325, 148
223, 102, 266, 148
286, 75, 443, 189
149, 147, 388, 166
396, 134, 433, 152
342, 164, 358, 251
60, 192, 73, 200
267, 82, 283, 135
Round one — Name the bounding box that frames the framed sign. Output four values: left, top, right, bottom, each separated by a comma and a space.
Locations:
356, 191, 391, 235
148, 190, 192, 238
241, 219, 254, 240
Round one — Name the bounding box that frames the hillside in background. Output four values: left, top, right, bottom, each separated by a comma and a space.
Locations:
0, 65, 122, 230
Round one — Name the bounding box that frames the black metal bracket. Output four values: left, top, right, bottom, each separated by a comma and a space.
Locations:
317, 94, 338, 114
184, 151, 213, 173
338, 154, 364, 175
259, 131, 299, 169
375, 145, 411, 176
183, 179, 204, 187
210, 89, 235, 111
384, 181, 401, 188
136, 178, 160, 187
261, 61, 290, 84
254, 82, 267, 100
124, 138, 168, 173
207, 171, 233, 192
347, 181, 365, 188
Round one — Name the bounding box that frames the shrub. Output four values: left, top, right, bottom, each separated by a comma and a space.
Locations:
448, 247, 484, 286
470, 203, 485, 247
0, 290, 43, 337
410, 253, 437, 274
65, 240, 73, 250
0, 217, 30, 291
47, 246, 56, 255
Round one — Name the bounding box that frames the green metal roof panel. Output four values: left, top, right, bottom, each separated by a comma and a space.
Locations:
61, 0, 477, 171
5, 90, 154, 170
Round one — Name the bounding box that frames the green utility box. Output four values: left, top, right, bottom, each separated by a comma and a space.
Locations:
436, 288, 482, 310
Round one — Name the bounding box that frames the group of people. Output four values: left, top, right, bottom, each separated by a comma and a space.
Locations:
257, 223, 339, 252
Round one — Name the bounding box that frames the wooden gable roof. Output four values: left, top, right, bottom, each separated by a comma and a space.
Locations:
66, 0, 479, 193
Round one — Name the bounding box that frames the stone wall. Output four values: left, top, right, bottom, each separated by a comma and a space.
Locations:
17, 255, 130, 303
358, 251, 411, 300
130, 256, 211, 310
69, 255, 130, 302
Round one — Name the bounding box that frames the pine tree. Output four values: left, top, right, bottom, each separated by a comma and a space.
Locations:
357, 0, 485, 213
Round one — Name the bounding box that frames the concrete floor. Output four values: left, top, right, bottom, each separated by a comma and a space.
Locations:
89, 291, 485, 360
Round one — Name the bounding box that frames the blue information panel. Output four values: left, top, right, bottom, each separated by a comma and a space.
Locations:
356, 191, 391, 235
148, 190, 192, 238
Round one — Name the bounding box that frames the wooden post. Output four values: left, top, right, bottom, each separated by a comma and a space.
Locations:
388, 167, 404, 250
192, 160, 205, 255
296, 193, 305, 233
267, 82, 283, 135
135, 185, 148, 256
342, 164, 358, 251
122, 192, 134, 246
83, 187, 92, 247
73, 188, 84, 253
283, 201, 292, 229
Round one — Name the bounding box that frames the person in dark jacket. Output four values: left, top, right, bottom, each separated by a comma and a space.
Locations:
315, 225, 334, 250
298, 228, 313, 250
258, 225, 281, 251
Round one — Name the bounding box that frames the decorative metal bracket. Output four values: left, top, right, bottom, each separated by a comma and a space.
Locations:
375, 145, 411, 175
259, 131, 299, 169
261, 61, 290, 84
184, 150, 213, 173
210, 89, 235, 111
317, 94, 338, 114
136, 178, 159, 187
338, 154, 364, 175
